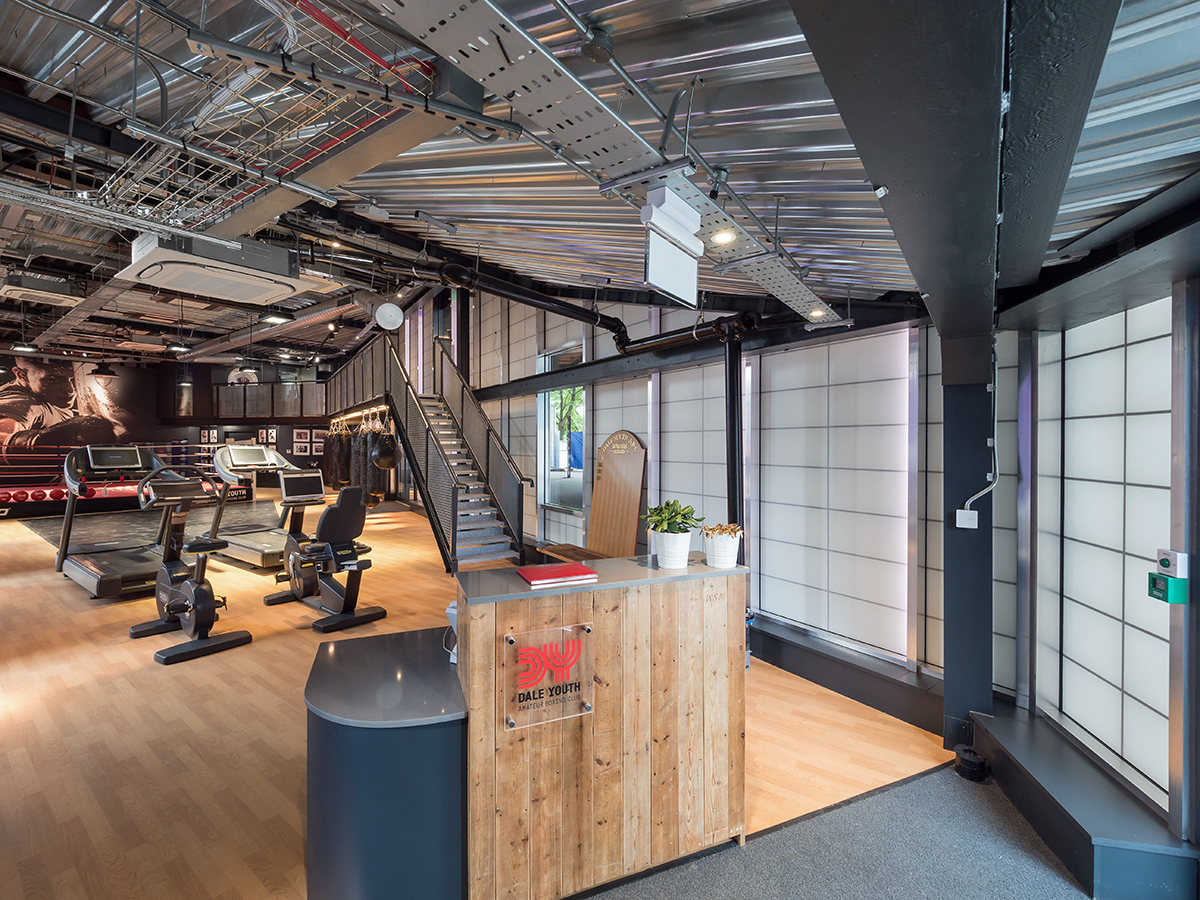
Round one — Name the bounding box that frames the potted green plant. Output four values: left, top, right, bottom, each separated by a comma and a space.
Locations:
643, 499, 704, 568
701, 523, 743, 569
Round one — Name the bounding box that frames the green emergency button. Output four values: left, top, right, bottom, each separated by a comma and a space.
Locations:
1148, 572, 1188, 604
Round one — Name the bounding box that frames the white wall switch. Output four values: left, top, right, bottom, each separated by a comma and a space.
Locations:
956, 509, 979, 530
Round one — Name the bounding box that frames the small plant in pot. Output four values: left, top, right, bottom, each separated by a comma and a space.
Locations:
643, 500, 704, 569
701, 523, 743, 569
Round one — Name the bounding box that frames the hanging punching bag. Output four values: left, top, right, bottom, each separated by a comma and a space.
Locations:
365, 428, 383, 507
335, 429, 352, 485
372, 429, 398, 470
322, 428, 338, 487
350, 428, 364, 488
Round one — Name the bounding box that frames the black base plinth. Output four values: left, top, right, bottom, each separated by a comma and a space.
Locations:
153, 630, 253, 665
311, 606, 387, 634
130, 618, 182, 639
264, 590, 298, 606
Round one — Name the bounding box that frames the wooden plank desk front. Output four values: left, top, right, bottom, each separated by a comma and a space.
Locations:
455, 555, 747, 900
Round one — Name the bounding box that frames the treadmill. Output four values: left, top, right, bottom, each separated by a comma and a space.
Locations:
208, 444, 301, 568
57, 444, 194, 598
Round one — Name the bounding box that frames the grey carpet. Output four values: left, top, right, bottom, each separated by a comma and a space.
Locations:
20, 498, 285, 547
589, 766, 1086, 900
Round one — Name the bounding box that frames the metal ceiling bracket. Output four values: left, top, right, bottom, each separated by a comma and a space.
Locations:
598, 158, 697, 194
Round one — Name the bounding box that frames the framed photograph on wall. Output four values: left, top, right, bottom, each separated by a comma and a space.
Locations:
294, 428, 311, 442
267, 428, 278, 444
258, 428, 267, 443
312, 428, 328, 442
312, 439, 324, 455
293, 442, 310, 457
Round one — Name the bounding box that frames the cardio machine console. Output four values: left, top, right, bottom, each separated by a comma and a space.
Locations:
279, 471, 326, 506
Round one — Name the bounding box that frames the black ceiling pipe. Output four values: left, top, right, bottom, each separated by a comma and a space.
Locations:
410, 261, 631, 349
616, 311, 758, 356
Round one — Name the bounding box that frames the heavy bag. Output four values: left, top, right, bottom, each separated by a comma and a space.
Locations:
371, 431, 398, 470
350, 431, 364, 487
322, 432, 338, 487
335, 431, 352, 484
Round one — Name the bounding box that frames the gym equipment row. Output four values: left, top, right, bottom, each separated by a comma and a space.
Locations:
57, 443, 389, 666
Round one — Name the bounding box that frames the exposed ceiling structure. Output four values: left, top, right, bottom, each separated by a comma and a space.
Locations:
0, 0, 1196, 370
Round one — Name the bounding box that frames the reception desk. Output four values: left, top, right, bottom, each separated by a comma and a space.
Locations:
455, 554, 747, 900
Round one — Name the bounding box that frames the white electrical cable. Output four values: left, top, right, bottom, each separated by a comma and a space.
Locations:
961, 335, 999, 513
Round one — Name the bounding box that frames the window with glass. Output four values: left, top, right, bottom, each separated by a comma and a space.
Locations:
539, 347, 585, 511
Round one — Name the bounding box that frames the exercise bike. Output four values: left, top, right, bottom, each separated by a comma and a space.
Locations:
127, 464, 253, 665
265, 484, 386, 633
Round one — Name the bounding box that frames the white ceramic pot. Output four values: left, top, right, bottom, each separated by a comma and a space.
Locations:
704, 533, 741, 568
652, 529, 693, 568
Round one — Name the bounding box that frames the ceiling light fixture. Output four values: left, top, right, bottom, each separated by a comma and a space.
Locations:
414, 210, 458, 234
11, 341, 35, 353
259, 309, 295, 325
805, 318, 855, 332
712, 230, 736, 245
90, 361, 118, 381
167, 342, 189, 353
809, 308, 825, 318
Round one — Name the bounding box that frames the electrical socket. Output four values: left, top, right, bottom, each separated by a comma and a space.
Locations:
956, 509, 979, 530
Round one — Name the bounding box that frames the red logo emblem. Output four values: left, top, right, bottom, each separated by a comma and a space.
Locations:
517, 639, 581, 689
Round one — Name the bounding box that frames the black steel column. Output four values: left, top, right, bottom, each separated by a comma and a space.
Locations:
456, 287, 471, 378
725, 336, 744, 536
1170, 278, 1200, 839
942, 337, 995, 749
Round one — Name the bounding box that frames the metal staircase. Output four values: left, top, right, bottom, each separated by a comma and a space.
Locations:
325, 334, 527, 573
418, 395, 519, 566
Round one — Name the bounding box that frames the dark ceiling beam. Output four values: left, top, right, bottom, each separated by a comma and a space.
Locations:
789, 0, 1005, 353
998, 198, 1200, 332
0, 86, 143, 158
474, 306, 925, 402
996, 0, 1122, 288
1060, 169, 1200, 255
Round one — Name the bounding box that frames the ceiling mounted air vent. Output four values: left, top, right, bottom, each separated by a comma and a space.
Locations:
0, 274, 83, 307
115, 234, 308, 305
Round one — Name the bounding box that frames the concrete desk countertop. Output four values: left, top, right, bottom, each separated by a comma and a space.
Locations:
304, 627, 466, 728
456, 551, 748, 605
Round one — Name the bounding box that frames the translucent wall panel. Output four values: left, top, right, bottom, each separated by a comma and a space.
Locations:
1056, 298, 1172, 792
1035, 331, 1063, 713
759, 330, 911, 658
993, 332, 1019, 693
660, 362, 728, 556
919, 327, 944, 668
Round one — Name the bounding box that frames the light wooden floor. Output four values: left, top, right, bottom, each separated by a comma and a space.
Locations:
0, 500, 950, 899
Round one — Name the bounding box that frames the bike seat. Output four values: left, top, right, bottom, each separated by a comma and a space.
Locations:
184, 538, 228, 554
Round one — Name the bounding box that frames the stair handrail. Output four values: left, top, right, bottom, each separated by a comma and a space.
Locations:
325, 334, 465, 571
433, 337, 530, 563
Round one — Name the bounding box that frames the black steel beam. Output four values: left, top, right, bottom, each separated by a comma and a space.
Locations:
474, 306, 925, 402
788, 0, 1004, 343
0, 86, 143, 157
998, 198, 1200, 332
996, 0, 1122, 288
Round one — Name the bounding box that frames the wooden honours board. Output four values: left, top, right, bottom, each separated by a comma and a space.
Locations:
543, 430, 646, 563
456, 572, 746, 900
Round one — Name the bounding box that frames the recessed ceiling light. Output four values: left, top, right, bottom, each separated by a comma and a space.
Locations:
712, 230, 736, 245
810, 308, 825, 318
331, 241, 341, 248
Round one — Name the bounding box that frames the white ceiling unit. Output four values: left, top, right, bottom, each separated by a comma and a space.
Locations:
0, 273, 83, 307
115, 234, 308, 305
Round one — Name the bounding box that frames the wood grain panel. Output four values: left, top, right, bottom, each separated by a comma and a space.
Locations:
462, 594, 498, 900
495, 598, 532, 900
559, 591, 595, 897
649, 581, 679, 866
727, 576, 747, 842
676, 578, 705, 855
621, 584, 651, 875
589, 589, 624, 887
528, 594, 564, 900
702, 578, 730, 846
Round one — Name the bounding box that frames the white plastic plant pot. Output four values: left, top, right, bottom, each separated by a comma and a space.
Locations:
704, 533, 741, 569
652, 529, 693, 569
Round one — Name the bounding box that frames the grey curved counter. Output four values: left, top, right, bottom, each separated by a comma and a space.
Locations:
305, 627, 467, 727
305, 627, 465, 900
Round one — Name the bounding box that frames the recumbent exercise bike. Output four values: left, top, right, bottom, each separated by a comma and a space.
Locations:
128, 464, 252, 664
265, 483, 385, 633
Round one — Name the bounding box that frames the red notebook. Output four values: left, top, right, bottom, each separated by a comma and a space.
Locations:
516, 562, 599, 588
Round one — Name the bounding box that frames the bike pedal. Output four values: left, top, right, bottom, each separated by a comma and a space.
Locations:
274, 573, 290, 584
